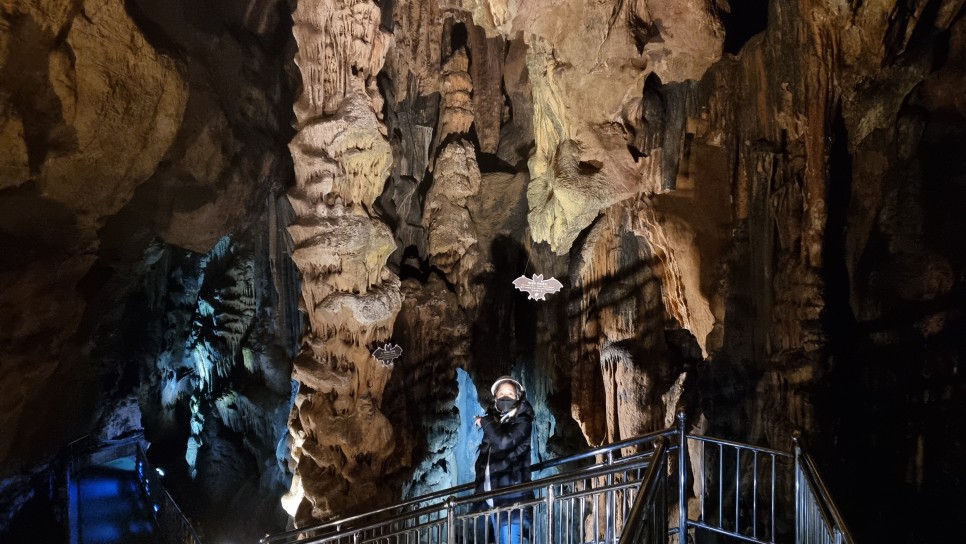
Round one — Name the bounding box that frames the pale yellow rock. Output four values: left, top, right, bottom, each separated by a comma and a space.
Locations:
290, 86, 392, 206
293, 0, 391, 117
288, 202, 397, 299
37, 0, 186, 221
460, 0, 724, 255
286, 0, 400, 522
632, 202, 714, 357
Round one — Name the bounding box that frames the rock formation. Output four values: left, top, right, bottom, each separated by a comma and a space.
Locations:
1, 0, 965, 543
282, 0, 403, 524
0, 0, 187, 467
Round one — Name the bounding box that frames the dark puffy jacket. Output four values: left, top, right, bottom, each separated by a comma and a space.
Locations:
474, 396, 534, 507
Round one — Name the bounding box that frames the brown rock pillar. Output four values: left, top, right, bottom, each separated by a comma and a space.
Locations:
282, 0, 402, 524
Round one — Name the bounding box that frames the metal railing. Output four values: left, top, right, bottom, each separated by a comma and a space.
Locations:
618, 437, 670, 544
686, 434, 794, 543
260, 428, 679, 544
793, 435, 855, 544
260, 413, 855, 544
136, 443, 204, 544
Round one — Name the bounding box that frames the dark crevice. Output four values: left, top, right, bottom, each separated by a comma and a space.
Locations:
884, 0, 945, 64
124, 0, 190, 59
450, 22, 468, 54
718, 0, 769, 55
476, 152, 517, 174
627, 14, 663, 55
398, 245, 432, 283
822, 102, 856, 358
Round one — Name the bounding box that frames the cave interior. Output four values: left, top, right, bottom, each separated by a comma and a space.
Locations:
1, 0, 965, 543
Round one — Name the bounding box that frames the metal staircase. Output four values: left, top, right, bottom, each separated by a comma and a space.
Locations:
260, 414, 854, 544
66, 433, 203, 544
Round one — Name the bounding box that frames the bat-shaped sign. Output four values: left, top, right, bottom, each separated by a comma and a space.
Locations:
512, 274, 564, 301
372, 343, 403, 365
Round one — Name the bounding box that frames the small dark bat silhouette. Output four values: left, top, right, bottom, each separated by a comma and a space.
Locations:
512, 274, 564, 301
372, 343, 403, 365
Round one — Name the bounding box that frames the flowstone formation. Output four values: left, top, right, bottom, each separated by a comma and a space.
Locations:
358, 0, 724, 507
361, 1, 966, 540
283, 0, 403, 524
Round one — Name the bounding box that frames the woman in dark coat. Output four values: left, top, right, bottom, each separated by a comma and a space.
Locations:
474, 376, 534, 544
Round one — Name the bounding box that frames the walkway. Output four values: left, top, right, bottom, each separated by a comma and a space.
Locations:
71, 455, 158, 544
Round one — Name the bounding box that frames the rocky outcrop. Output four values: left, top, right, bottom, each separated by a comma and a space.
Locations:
1, 1, 296, 541
0, 0, 187, 467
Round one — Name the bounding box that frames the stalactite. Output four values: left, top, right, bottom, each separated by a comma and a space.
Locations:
285, 0, 402, 524
570, 201, 685, 446
437, 48, 474, 140
424, 139, 483, 307
630, 195, 700, 347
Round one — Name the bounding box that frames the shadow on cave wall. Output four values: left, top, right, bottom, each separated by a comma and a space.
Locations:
823, 94, 966, 542
471, 235, 536, 383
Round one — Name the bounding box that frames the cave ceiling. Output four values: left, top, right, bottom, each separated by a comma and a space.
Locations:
1, 0, 966, 542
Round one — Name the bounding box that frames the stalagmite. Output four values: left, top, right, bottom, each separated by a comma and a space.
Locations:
285, 0, 402, 524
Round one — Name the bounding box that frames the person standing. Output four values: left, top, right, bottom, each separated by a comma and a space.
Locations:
474, 376, 534, 544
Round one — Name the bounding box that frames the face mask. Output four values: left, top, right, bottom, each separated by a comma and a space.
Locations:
495, 397, 517, 414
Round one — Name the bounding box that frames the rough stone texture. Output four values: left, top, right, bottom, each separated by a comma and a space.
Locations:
2, 0, 966, 542
1, 0, 297, 542
283, 0, 404, 525
0, 0, 187, 469
469, 0, 724, 254
424, 140, 484, 307
385, 277, 468, 498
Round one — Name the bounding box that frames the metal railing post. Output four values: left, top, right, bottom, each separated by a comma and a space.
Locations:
260, 424, 859, 544
447, 496, 456, 544
546, 483, 555, 544
677, 412, 688, 544
793, 432, 801, 544
618, 437, 669, 544
606, 450, 614, 543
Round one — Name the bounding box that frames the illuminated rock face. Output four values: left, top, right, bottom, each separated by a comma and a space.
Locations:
284, 0, 402, 524
3, 0, 966, 542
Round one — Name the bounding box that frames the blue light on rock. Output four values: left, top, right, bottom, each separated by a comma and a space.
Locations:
454, 368, 482, 486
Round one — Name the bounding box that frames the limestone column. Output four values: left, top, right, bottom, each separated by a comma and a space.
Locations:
282, 0, 401, 524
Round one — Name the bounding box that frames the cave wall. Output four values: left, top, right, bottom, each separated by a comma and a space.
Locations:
1, 0, 299, 541
1, 0, 965, 542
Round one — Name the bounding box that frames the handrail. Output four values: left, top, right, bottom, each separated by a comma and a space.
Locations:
281, 447, 661, 544
687, 433, 793, 459
136, 443, 204, 544
618, 436, 669, 544
260, 427, 676, 543
259, 417, 857, 544
793, 434, 856, 544
68, 432, 146, 470
450, 450, 658, 509
687, 433, 794, 544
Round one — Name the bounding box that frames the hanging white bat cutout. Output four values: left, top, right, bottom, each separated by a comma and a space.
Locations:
512, 274, 564, 301
372, 343, 403, 365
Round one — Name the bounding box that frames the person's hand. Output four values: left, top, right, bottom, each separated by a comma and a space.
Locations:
474, 416, 482, 427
